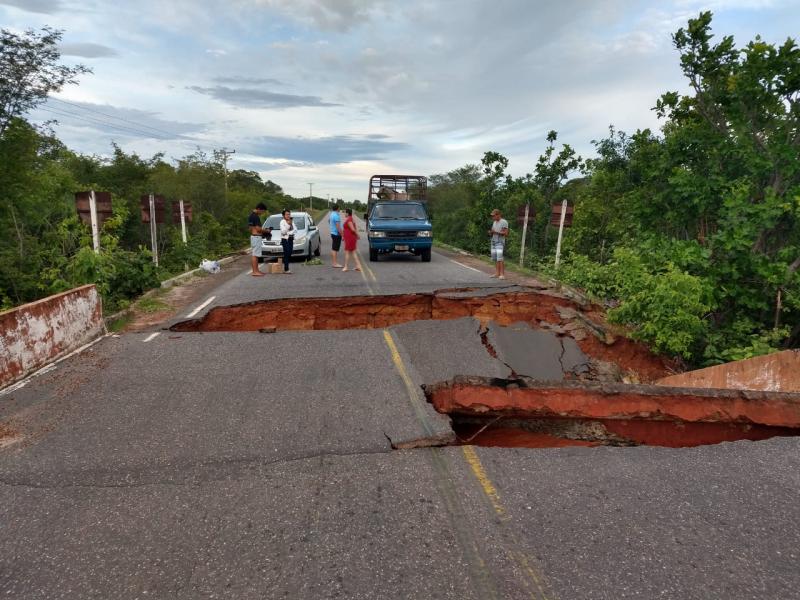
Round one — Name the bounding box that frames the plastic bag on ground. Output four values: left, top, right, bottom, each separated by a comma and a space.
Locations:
200, 259, 221, 274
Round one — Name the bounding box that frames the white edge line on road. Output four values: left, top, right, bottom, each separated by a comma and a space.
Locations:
186, 295, 216, 318
143, 332, 160, 343
0, 334, 109, 397
450, 259, 483, 273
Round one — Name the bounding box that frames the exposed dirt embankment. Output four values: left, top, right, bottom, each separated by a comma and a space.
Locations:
170, 287, 672, 382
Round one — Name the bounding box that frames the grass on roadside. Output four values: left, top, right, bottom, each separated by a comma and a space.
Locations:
433, 239, 565, 288
135, 296, 171, 313
107, 312, 134, 332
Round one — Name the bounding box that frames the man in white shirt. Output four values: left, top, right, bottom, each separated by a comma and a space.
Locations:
488, 208, 508, 280
279, 210, 297, 274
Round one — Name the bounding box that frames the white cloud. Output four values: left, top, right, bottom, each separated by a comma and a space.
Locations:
7, 0, 798, 200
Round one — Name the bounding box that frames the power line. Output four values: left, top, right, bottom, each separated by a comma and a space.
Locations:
37, 106, 173, 139
48, 97, 187, 139
38, 106, 167, 138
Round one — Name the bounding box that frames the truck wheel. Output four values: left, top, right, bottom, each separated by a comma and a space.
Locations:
369, 248, 378, 262
421, 248, 431, 262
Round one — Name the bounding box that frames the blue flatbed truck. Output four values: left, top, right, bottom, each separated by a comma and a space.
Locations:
364, 175, 432, 262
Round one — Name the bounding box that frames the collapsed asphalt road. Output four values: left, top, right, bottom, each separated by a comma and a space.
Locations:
1, 216, 799, 599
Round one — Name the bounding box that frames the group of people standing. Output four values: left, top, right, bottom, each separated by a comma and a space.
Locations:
328, 206, 362, 272
248, 201, 509, 278
247, 204, 301, 276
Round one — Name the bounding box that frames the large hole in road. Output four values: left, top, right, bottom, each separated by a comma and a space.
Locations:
171, 288, 800, 449
170, 287, 671, 380
424, 376, 800, 449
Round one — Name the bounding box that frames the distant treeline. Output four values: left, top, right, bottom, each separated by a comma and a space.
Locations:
0, 121, 360, 313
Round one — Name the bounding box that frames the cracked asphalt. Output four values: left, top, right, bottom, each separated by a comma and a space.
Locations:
1, 215, 799, 599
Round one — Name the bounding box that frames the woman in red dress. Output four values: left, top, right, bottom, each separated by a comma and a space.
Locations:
341, 208, 362, 272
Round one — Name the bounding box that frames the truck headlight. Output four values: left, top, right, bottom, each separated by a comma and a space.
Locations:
417, 231, 432, 238
369, 231, 386, 238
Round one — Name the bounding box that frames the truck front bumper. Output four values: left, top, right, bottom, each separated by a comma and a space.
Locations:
368, 238, 432, 253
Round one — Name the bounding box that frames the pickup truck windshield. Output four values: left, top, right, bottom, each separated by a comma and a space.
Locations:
372, 204, 427, 220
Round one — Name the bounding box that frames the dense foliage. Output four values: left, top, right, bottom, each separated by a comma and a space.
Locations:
428, 12, 800, 365
0, 116, 311, 312
0, 27, 90, 137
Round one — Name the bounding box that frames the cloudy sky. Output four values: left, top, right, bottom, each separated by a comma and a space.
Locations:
2, 0, 798, 200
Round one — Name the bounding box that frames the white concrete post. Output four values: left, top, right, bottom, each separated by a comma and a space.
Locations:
149, 193, 159, 266
554, 199, 567, 268
89, 190, 100, 253
179, 199, 188, 244
519, 203, 530, 267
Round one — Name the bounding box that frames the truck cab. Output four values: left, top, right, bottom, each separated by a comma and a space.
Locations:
365, 175, 432, 262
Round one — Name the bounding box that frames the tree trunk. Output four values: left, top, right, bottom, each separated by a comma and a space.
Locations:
9, 201, 24, 258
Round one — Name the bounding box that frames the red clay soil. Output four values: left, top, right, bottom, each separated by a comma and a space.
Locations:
170, 288, 672, 381
454, 419, 794, 448
424, 376, 800, 429
598, 418, 797, 447
456, 425, 600, 448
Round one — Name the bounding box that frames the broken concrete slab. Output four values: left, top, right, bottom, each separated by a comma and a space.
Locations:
390, 317, 511, 383
424, 375, 800, 448
484, 321, 592, 382
424, 375, 800, 428
485, 322, 566, 381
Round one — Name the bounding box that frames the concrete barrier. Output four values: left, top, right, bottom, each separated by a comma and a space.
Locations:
0, 285, 104, 389
656, 350, 800, 393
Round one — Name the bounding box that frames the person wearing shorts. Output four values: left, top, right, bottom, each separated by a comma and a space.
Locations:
329, 205, 344, 267
248, 202, 267, 276
488, 208, 508, 280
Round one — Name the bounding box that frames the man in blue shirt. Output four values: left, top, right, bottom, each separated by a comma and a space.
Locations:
329, 205, 344, 268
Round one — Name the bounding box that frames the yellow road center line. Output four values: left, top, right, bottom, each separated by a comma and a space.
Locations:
356, 259, 375, 295
462, 445, 506, 518
383, 310, 550, 598
361, 254, 377, 282
382, 329, 433, 437
462, 445, 552, 600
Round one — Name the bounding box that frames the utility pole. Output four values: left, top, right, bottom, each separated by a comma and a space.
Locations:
214, 148, 235, 202
326, 193, 330, 208
307, 182, 314, 211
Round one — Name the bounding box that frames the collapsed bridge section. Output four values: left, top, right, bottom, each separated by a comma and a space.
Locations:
170, 286, 672, 382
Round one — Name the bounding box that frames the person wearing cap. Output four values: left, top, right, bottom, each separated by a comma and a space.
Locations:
248, 202, 268, 276
488, 208, 508, 279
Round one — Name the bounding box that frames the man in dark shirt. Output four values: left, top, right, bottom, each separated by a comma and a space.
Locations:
249, 202, 267, 276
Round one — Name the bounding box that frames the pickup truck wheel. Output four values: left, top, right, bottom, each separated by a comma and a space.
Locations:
421, 248, 432, 262
369, 248, 378, 262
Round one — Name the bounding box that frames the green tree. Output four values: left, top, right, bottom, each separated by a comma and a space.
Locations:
0, 27, 90, 137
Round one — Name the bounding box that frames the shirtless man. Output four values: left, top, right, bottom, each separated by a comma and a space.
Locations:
248, 202, 267, 276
